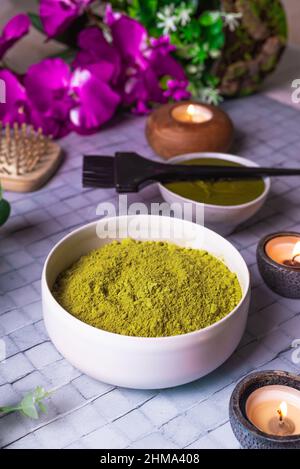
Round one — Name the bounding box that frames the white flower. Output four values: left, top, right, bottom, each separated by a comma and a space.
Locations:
210, 11, 221, 22
176, 3, 193, 27
209, 49, 221, 59
221, 12, 242, 32
157, 5, 177, 34
199, 87, 223, 106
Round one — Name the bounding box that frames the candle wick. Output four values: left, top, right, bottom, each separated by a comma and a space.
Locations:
277, 409, 283, 422
292, 253, 300, 263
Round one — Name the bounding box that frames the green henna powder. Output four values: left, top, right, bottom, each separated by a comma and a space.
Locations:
53, 239, 242, 337
164, 158, 265, 206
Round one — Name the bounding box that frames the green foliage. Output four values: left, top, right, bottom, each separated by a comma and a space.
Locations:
51, 48, 77, 64
0, 387, 51, 420
28, 12, 44, 34
117, 1, 227, 100
0, 184, 10, 227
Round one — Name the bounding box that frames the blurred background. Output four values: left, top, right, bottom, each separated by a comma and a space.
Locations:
1, 0, 300, 67
0, 0, 299, 106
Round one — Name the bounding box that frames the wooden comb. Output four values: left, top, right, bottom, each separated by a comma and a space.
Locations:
0, 122, 62, 192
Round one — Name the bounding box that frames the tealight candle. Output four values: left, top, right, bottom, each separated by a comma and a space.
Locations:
171, 103, 213, 124
230, 371, 300, 449
257, 232, 300, 298
246, 385, 300, 436
145, 101, 234, 159
265, 235, 300, 268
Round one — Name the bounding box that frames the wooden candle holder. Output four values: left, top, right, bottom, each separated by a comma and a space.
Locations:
146, 101, 234, 159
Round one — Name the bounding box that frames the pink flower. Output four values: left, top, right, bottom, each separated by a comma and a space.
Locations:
105, 4, 148, 69
73, 27, 121, 83
25, 58, 120, 136
0, 70, 31, 125
40, 0, 93, 38
104, 6, 189, 114
164, 79, 191, 101
0, 14, 30, 60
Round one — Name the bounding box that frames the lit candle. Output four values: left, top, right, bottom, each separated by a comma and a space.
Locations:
246, 385, 300, 436
171, 103, 213, 124
265, 235, 300, 268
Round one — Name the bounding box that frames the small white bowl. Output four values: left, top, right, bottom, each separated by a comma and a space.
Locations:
42, 215, 250, 389
158, 152, 271, 236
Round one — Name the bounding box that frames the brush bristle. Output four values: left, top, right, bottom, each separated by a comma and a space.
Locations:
82, 155, 115, 188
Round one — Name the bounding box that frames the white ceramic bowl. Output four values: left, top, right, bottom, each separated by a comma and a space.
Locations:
42, 215, 250, 389
158, 152, 271, 236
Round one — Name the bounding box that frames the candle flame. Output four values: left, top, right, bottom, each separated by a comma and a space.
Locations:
278, 401, 288, 419
292, 241, 300, 260
186, 104, 211, 123
187, 104, 197, 117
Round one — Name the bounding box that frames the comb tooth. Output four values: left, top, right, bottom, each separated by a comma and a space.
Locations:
5, 123, 12, 165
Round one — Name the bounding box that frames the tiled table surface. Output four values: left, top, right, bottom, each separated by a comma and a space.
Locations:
1, 94, 300, 449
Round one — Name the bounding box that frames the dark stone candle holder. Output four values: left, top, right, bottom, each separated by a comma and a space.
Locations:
257, 232, 300, 298
229, 370, 300, 449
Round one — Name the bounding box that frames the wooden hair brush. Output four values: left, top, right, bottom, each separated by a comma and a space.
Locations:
0, 122, 62, 192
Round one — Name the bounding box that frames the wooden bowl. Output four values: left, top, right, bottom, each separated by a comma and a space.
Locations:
146, 101, 234, 159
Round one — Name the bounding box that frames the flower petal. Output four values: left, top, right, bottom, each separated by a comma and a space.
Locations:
40, 0, 92, 37
105, 7, 147, 67
70, 70, 120, 133
25, 58, 72, 114
122, 67, 164, 109
0, 14, 30, 59
0, 70, 29, 124
73, 27, 121, 82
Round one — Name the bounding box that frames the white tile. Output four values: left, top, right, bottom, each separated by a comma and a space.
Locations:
25, 342, 62, 369
140, 396, 178, 427
209, 422, 240, 449
81, 425, 130, 449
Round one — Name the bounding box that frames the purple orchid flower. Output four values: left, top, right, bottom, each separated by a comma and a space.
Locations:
25, 58, 120, 136
0, 14, 30, 60
164, 79, 191, 101
105, 4, 148, 69
73, 27, 121, 84
40, 0, 93, 38
149, 36, 176, 55
0, 70, 31, 125
25, 59, 73, 137
104, 6, 189, 114
69, 68, 120, 133
147, 37, 186, 82
122, 67, 165, 115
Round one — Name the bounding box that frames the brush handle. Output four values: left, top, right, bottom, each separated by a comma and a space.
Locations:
154, 164, 300, 182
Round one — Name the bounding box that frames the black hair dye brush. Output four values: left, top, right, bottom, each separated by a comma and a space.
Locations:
83, 152, 300, 193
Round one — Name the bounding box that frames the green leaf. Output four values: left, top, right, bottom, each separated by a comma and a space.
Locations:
38, 402, 47, 414
50, 48, 77, 64
181, 19, 201, 42
20, 393, 39, 419
33, 386, 47, 400
0, 198, 10, 227
199, 11, 220, 27
160, 75, 172, 90
0, 386, 51, 419
28, 12, 44, 34
129, 0, 157, 29
208, 18, 224, 35
207, 33, 225, 50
